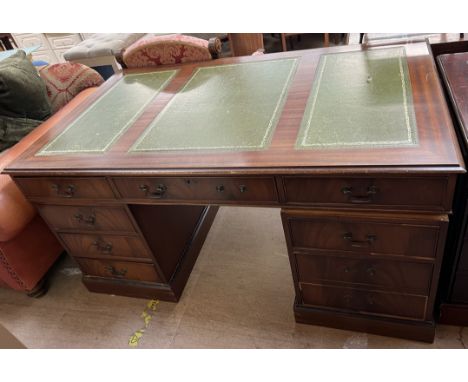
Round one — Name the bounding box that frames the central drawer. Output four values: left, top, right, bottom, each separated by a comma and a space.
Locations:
295, 253, 433, 294
76, 258, 162, 283
38, 205, 136, 233
286, 214, 441, 258
111, 176, 279, 204
300, 283, 427, 320
59, 233, 152, 260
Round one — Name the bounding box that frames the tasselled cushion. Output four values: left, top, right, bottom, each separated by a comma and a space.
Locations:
123, 34, 212, 68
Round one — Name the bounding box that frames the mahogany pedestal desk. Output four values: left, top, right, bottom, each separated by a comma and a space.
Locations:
4, 43, 464, 342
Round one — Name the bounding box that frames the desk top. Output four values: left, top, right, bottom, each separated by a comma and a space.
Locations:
437, 52, 468, 146
4, 43, 464, 176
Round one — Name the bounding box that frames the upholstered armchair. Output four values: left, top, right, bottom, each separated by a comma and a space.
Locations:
117, 34, 222, 69
0, 60, 103, 297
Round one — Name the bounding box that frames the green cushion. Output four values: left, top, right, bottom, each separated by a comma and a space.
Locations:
0, 115, 42, 152
0, 50, 51, 121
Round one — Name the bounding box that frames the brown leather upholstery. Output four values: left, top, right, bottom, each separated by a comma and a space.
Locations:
0, 87, 98, 292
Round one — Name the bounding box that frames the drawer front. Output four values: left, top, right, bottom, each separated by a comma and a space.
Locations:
112, 177, 279, 203
76, 258, 161, 283
295, 253, 433, 294
13, 33, 50, 51
59, 233, 151, 260
46, 33, 82, 49
282, 176, 448, 209
15, 177, 115, 200
288, 217, 440, 258
38, 205, 135, 232
300, 283, 427, 320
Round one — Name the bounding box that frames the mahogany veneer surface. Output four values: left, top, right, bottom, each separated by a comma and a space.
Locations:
4, 43, 464, 175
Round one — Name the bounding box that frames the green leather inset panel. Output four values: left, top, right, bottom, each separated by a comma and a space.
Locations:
296, 47, 418, 149
38, 70, 176, 155
131, 58, 298, 152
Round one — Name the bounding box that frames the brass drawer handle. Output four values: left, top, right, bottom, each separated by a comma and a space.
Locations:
343, 233, 376, 248
366, 267, 376, 277
74, 213, 95, 226
104, 266, 127, 277
341, 185, 378, 203
92, 240, 113, 253
239, 185, 247, 193
51, 184, 75, 198
139, 184, 167, 199
216, 185, 225, 193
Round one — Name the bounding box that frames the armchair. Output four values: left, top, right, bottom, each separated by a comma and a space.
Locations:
0, 60, 103, 296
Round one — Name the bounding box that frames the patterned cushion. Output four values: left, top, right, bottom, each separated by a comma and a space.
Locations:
39, 63, 104, 113
123, 34, 212, 68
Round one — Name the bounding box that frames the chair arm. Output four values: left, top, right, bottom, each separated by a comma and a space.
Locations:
0, 87, 99, 241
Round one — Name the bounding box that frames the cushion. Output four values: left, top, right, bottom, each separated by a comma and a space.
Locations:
0, 115, 42, 152
0, 50, 51, 120
39, 63, 104, 113
63, 33, 145, 61
123, 34, 212, 68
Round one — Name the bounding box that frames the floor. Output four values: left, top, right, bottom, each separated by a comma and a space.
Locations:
0, 207, 466, 348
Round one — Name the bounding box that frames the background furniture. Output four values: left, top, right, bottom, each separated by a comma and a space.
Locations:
281, 33, 329, 50
64, 33, 145, 79
4, 43, 462, 343
11, 33, 83, 64
228, 33, 264, 56
0, 33, 16, 50
0, 61, 103, 296
430, 38, 468, 326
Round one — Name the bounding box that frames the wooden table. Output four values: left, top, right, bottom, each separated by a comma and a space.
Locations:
4, 43, 464, 342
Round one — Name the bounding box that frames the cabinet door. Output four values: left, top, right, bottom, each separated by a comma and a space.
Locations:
12, 33, 50, 51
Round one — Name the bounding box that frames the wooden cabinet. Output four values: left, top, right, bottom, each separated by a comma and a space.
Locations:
12, 33, 83, 64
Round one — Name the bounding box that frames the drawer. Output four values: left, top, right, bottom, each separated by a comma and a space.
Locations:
15, 177, 115, 200
45, 33, 82, 49
13, 33, 50, 51
59, 233, 152, 260
295, 253, 433, 294
112, 176, 279, 204
38, 205, 135, 232
76, 258, 162, 283
300, 283, 427, 320
285, 213, 441, 258
282, 176, 449, 210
